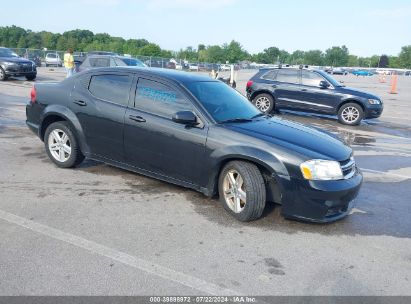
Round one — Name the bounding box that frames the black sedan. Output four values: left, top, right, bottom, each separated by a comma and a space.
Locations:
26, 67, 362, 222
0, 47, 37, 81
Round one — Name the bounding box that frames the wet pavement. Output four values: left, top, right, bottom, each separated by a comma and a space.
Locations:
0, 68, 410, 295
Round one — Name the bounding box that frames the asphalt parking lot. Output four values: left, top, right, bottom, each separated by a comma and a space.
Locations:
0, 67, 410, 296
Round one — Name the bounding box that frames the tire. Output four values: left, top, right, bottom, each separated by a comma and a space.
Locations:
26, 74, 36, 81
252, 93, 274, 114
338, 103, 364, 125
218, 161, 266, 222
0, 67, 8, 81
44, 121, 84, 168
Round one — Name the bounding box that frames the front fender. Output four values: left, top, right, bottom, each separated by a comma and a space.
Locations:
40, 104, 90, 155
204, 145, 291, 196
211, 145, 290, 178
339, 97, 367, 111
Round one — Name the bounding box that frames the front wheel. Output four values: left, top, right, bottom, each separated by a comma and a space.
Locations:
218, 161, 266, 222
252, 93, 274, 113
44, 121, 84, 168
26, 74, 36, 81
338, 103, 364, 125
0, 67, 8, 81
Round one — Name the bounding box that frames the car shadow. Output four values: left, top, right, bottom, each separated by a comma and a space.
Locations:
76, 161, 411, 239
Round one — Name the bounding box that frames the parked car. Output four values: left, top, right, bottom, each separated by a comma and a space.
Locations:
78, 55, 146, 72
87, 51, 119, 56
220, 64, 231, 71
45, 53, 62, 67
351, 70, 373, 76
25, 53, 42, 67
26, 67, 362, 222
73, 55, 85, 72
166, 61, 176, 69
330, 68, 348, 75
246, 67, 383, 125
189, 64, 199, 71
0, 47, 37, 81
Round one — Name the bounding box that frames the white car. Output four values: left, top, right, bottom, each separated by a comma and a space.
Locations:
220, 64, 231, 71
45, 53, 62, 67
189, 64, 199, 71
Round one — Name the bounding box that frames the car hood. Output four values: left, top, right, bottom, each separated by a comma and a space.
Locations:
225, 117, 351, 161
336, 86, 380, 100
0, 57, 33, 64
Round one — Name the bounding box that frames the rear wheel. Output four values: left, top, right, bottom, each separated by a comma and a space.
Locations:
252, 93, 274, 113
44, 121, 84, 168
338, 103, 363, 125
218, 161, 266, 222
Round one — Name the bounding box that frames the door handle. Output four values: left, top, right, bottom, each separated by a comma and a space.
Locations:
129, 115, 146, 123
301, 89, 307, 92
272, 85, 277, 88
73, 100, 87, 106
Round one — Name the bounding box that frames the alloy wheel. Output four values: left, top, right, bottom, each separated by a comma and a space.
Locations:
48, 129, 71, 162
223, 169, 247, 213
341, 106, 360, 123
255, 96, 271, 112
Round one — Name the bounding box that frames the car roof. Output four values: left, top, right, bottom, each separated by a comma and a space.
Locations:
258, 67, 320, 72
81, 66, 217, 84
85, 54, 141, 60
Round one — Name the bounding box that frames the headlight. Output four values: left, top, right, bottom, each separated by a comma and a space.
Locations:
3, 62, 15, 66
300, 159, 343, 180
368, 99, 381, 105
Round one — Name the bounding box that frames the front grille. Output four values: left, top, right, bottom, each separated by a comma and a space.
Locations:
17, 63, 34, 72
340, 156, 356, 179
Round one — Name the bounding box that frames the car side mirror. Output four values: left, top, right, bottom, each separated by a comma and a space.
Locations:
319, 80, 330, 89
172, 111, 199, 125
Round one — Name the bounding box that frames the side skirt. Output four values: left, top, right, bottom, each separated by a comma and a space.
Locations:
84, 154, 211, 196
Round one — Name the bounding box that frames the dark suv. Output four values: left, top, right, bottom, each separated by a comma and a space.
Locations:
78, 55, 146, 72
0, 47, 37, 81
246, 68, 383, 125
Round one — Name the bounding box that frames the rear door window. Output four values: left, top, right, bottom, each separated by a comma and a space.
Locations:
114, 58, 127, 66
261, 70, 278, 80
89, 57, 110, 67
135, 78, 192, 118
275, 69, 299, 84
88, 74, 132, 106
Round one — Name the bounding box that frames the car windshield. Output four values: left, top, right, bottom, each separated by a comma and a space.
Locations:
316, 70, 344, 87
186, 81, 260, 123
121, 58, 146, 67
0, 48, 19, 58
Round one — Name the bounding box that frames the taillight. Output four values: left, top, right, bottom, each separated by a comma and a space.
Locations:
30, 86, 36, 104
246, 80, 253, 88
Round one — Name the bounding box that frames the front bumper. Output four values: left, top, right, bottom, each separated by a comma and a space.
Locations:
3, 65, 37, 77
279, 169, 363, 223
364, 104, 383, 119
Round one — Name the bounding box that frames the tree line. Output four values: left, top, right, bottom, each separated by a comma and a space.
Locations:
1, 25, 410, 68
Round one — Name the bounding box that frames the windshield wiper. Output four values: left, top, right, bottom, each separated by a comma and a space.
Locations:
218, 118, 253, 124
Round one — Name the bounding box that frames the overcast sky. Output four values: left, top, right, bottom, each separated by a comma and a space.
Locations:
2, 0, 411, 56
